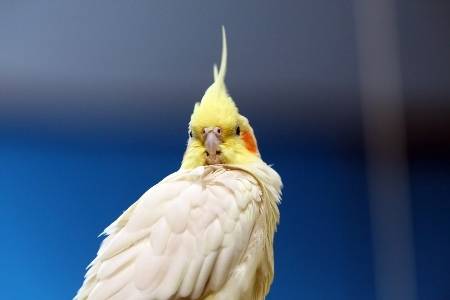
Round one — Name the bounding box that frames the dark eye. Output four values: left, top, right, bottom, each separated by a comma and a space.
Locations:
189, 130, 193, 138
236, 126, 240, 135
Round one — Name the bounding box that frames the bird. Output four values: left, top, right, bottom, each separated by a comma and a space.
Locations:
75, 27, 282, 300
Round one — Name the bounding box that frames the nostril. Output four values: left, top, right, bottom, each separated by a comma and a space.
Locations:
217, 128, 221, 134
205, 151, 210, 157
216, 150, 221, 155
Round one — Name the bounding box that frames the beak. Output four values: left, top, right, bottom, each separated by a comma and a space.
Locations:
204, 127, 222, 164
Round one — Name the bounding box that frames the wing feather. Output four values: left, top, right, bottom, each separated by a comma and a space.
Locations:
75, 166, 261, 300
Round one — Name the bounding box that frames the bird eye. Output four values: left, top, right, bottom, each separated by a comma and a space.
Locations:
236, 126, 240, 135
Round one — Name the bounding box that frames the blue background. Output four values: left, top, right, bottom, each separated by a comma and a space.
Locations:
1, 1, 449, 299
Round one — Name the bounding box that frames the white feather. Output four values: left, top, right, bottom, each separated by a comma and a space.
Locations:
75, 162, 281, 300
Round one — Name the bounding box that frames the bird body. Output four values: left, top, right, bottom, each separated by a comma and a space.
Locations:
76, 163, 281, 300
76, 27, 282, 300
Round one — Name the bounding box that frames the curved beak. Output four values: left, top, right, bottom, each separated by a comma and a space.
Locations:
204, 127, 222, 164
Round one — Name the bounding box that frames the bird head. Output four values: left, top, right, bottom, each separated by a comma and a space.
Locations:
181, 28, 260, 169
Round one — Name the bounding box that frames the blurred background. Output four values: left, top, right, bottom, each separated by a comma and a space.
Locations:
1, 1, 449, 299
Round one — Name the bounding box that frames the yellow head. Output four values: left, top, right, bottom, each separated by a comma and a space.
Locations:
181, 28, 260, 169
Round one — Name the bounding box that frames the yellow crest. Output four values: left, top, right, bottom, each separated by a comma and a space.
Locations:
189, 27, 239, 135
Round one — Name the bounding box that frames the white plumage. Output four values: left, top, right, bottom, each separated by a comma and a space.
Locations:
75, 162, 281, 300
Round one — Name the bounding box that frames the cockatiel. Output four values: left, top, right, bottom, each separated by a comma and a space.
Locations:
75, 27, 282, 300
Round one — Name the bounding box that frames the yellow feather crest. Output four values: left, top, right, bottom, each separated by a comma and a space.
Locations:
189, 27, 239, 134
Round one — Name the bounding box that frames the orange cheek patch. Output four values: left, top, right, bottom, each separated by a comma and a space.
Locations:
242, 131, 258, 153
